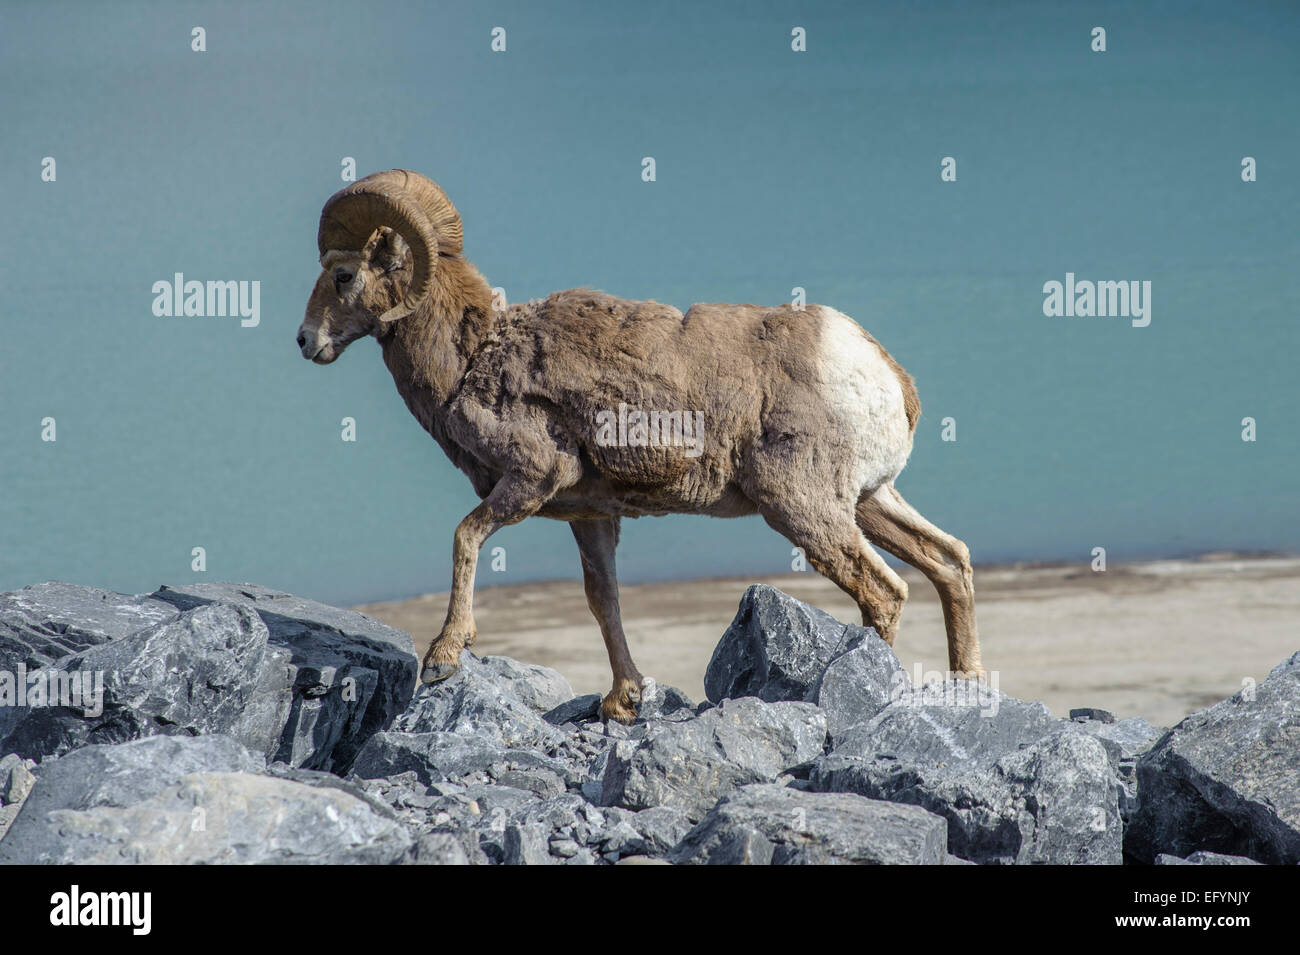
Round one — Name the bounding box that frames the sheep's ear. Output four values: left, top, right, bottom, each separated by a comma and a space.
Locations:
365, 226, 413, 274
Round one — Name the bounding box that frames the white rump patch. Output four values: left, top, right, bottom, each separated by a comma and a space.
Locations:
815, 307, 911, 493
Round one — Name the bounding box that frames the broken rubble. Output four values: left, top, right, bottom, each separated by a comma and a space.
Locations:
670, 783, 949, 865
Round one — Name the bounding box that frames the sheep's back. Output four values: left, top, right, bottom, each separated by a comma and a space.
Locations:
457, 289, 873, 512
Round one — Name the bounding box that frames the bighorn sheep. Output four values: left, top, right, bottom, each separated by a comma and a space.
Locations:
298, 169, 985, 723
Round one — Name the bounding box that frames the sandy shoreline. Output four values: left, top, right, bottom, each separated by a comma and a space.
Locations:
354, 555, 1300, 729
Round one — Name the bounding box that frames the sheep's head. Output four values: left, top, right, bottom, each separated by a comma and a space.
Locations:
298, 169, 463, 364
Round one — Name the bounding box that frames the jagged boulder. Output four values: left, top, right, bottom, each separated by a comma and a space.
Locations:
477, 656, 574, 714
601, 697, 827, 820
634, 681, 699, 722
812, 686, 1121, 864
604, 806, 694, 859
704, 585, 905, 736
670, 783, 949, 865
0, 582, 180, 669
831, 682, 1060, 768
1127, 652, 1300, 864
391, 650, 570, 751
0, 583, 181, 741
1061, 712, 1163, 827
152, 583, 418, 772
813, 633, 912, 738
0, 754, 37, 842
0, 734, 419, 864
1, 602, 294, 762
0, 582, 420, 774
814, 729, 1121, 865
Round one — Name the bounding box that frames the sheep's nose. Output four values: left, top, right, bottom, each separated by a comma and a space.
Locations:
296, 331, 307, 349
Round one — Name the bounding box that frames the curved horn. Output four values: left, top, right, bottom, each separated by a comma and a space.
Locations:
316, 170, 463, 322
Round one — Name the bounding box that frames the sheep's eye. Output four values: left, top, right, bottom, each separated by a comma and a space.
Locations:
335, 270, 353, 286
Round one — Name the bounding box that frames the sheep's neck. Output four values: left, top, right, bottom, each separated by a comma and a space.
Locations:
377, 258, 494, 421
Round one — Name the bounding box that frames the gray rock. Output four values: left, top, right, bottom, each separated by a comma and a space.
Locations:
494, 768, 566, 799
705, 585, 871, 704
34, 774, 411, 864
0, 582, 179, 671
438, 783, 541, 826
503, 823, 553, 865
3, 735, 235, 856
0, 734, 413, 864
703, 585, 906, 737
813, 634, 910, 738
831, 683, 1060, 768
1155, 851, 1263, 865
5, 734, 263, 813
600, 719, 630, 740
1061, 715, 1164, 827
265, 761, 403, 816
635, 681, 697, 722
0, 754, 38, 843
1, 603, 294, 762
478, 656, 574, 714
0, 805, 21, 843
602, 697, 828, 820
481, 793, 609, 864
508, 792, 591, 833
391, 651, 567, 751
597, 819, 644, 855
408, 831, 486, 865
813, 729, 1122, 865
543, 694, 602, 725
0, 754, 36, 806
1070, 707, 1115, 723
351, 730, 564, 787
0, 581, 418, 773
1128, 652, 1300, 865
152, 583, 418, 773
629, 806, 694, 855
1063, 716, 1164, 760
670, 783, 948, 865
595, 805, 693, 859
549, 836, 581, 857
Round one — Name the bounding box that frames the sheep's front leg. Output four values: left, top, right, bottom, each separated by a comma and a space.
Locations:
570, 517, 644, 724
420, 478, 548, 683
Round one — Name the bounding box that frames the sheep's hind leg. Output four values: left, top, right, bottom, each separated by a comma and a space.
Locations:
759, 503, 909, 645
420, 477, 550, 684
855, 484, 984, 677
570, 517, 644, 724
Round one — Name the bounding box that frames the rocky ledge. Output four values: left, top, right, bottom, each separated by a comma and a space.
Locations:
0, 581, 1295, 865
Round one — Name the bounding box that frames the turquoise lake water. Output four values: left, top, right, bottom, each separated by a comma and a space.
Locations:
1, 1, 1296, 606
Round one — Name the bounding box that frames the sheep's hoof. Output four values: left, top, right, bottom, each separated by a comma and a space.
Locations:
601, 681, 642, 725
420, 661, 460, 684
953, 666, 988, 682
